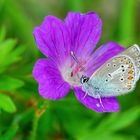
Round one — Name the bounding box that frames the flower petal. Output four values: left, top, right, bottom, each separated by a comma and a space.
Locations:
73, 87, 120, 112
33, 58, 70, 100
33, 16, 70, 67
85, 42, 125, 76
65, 12, 102, 60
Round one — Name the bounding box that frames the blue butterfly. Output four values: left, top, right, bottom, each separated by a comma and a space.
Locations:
80, 44, 140, 108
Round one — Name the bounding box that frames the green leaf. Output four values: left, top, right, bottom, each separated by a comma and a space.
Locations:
0, 26, 6, 42
0, 39, 16, 73
0, 93, 16, 113
107, 107, 140, 131
0, 39, 16, 61
0, 75, 24, 91
0, 125, 19, 140
93, 106, 140, 135
79, 134, 136, 140
0, 38, 25, 73
4, 0, 38, 57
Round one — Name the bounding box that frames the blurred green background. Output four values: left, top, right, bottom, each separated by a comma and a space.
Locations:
0, 0, 140, 140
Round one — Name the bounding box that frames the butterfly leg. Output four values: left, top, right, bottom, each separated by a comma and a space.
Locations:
97, 94, 104, 109
82, 92, 88, 99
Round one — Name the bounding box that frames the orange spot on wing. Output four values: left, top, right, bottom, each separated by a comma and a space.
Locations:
121, 58, 126, 62
127, 84, 131, 89
128, 75, 133, 80
128, 70, 133, 74
128, 65, 133, 68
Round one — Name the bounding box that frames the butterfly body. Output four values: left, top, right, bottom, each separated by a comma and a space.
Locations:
82, 77, 120, 98
81, 44, 140, 98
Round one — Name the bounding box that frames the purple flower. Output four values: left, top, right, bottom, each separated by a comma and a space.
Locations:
32, 12, 125, 112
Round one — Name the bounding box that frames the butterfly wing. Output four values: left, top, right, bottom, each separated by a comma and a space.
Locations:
89, 44, 140, 97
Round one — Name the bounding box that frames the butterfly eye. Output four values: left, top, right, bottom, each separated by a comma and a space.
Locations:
83, 78, 87, 83
80, 76, 89, 84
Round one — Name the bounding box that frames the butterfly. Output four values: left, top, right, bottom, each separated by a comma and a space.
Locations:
80, 44, 140, 107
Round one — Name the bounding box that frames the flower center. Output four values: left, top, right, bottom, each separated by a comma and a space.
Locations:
61, 60, 85, 86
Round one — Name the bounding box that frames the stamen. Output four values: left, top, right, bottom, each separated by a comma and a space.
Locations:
70, 51, 79, 64
71, 72, 73, 77
70, 51, 85, 72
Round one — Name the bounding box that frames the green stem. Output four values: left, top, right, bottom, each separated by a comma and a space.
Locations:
30, 101, 47, 140
30, 113, 39, 140
118, 0, 136, 46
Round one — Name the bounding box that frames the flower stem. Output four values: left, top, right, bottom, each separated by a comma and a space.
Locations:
30, 112, 39, 140
30, 101, 47, 140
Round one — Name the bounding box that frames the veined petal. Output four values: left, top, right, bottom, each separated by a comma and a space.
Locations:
73, 87, 120, 112
33, 16, 71, 67
32, 59, 70, 100
85, 42, 125, 76
65, 12, 102, 60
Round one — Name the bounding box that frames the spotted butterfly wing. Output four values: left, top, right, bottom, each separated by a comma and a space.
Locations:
87, 44, 140, 98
